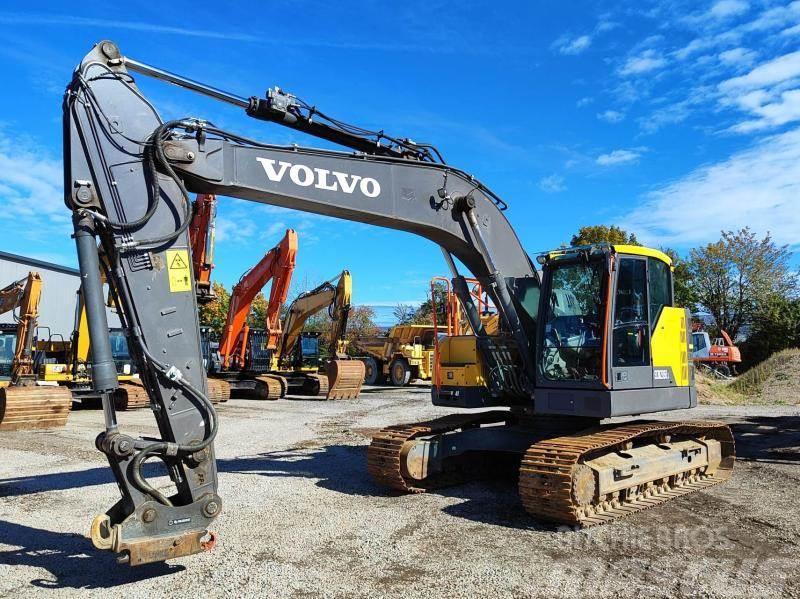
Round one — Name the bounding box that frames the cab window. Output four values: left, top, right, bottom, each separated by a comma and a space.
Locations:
613, 258, 650, 367
648, 258, 672, 328
541, 260, 605, 382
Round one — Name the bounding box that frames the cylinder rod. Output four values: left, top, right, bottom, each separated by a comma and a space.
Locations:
73, 213, 119, 431
123, 57, 250, 108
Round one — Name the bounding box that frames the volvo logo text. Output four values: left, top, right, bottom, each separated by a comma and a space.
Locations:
256, 158, 381, 198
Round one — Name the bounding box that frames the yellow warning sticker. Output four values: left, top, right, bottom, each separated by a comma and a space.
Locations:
166, 249, 192, 293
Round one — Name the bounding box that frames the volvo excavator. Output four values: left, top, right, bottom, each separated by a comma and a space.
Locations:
0, 273, 72, 430
277, 271, 365, 399
65, 41, 735, 565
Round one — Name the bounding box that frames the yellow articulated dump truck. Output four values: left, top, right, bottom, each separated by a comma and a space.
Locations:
354, 324, 440, 386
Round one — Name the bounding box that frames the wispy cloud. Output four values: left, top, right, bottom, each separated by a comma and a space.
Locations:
0, 13, 260, 42
554, 34, 592, 55
597, 109, 625, 123
596, 149, 641, 166
0, 129, 71, 244
625, 127, 800, 247
576, 96, 594, 107
709, 0, 750, 19
538, 174, 566, 193
719, 50, 800, 132
619, 50, 667, 76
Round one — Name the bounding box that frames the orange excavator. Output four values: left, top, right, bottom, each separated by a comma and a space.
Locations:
212, 229, 298, 399
0, 272, 72, 430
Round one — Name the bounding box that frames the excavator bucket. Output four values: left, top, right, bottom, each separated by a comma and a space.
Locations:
326, 359, 366, 400
0, 385, 72, 431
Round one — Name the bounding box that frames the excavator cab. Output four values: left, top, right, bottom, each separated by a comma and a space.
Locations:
0, 324, 17, 379
293, 332, 322, 370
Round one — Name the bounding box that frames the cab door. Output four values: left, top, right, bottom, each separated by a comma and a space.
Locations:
610, 256, 652, 389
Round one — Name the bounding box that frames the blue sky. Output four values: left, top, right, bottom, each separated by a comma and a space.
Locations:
1, 1, 799, 325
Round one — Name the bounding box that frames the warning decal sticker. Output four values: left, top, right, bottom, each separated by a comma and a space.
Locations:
166, 249, 192, 293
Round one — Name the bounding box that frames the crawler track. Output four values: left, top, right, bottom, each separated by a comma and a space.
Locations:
518, 420, 735, 527
114, 381, 150, 410
206, 378, 230, 404
367, 411, 513, 492
254, 374, 287, 400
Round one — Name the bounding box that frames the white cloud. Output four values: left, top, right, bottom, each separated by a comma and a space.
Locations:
538, 174, 566, 193
719, 50, 800, 91
576, 96, 594, 107
597, 109, 625, 123
782, 23, 800, 36
0, 130, 70, 243
718, 51, 800, 131
731, 89, 800, 132
596, 149, 641, 166
718, 47, 757, 67
554, 34, 592, 55
625, 127, 800, 247
741, 1, 800, 32
709, 0, 750, 19
619, 50, 667, 76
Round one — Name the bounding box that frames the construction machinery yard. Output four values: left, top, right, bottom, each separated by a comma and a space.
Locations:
0, 384, 797, 597
1, 25, 799, 599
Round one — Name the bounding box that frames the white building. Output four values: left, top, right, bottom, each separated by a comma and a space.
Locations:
0, 251, 120, 339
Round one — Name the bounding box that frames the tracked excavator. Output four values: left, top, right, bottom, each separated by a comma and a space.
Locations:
0, 273, 72, 430
211, 228, 297, 400
65, 41, 735, 565
277, 271, 365, 399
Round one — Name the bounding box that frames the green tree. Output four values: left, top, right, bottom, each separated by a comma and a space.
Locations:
739, 295, 800, 369
686, 228, 797, 339
661, 247, 698, 311
247, 292, 269, 329
570, 225, 640, 247
198, 282, 231, 336
393, 303, 417, 325
345, 305, 381, 355
410, 281, 448, 325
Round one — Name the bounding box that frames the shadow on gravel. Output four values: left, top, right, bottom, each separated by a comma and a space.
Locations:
0, 462, 161, 498
731, 415, 800, 463
0, 520, 182, 589
217, 444, 386, 497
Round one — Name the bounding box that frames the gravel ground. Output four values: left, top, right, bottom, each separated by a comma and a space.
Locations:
1, 384, 799, 598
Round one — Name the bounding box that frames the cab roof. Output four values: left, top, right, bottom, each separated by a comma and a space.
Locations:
543, 244, 673, 267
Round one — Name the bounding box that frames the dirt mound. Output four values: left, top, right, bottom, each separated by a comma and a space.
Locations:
727, 348, 800, 404
696, 348, 800, 405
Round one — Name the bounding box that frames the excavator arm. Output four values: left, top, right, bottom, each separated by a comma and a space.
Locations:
189, 194, 218, 304
217, 229, 297, 370
64, 40, 538, 565
0, 273, 42, 380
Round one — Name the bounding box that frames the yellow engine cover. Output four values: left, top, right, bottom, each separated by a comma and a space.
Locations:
651, 307, 691, 387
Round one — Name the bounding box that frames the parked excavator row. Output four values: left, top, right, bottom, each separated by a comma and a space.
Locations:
205, 226, 362, 400
0, 272, 72, 430
64, 41, 734, 566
